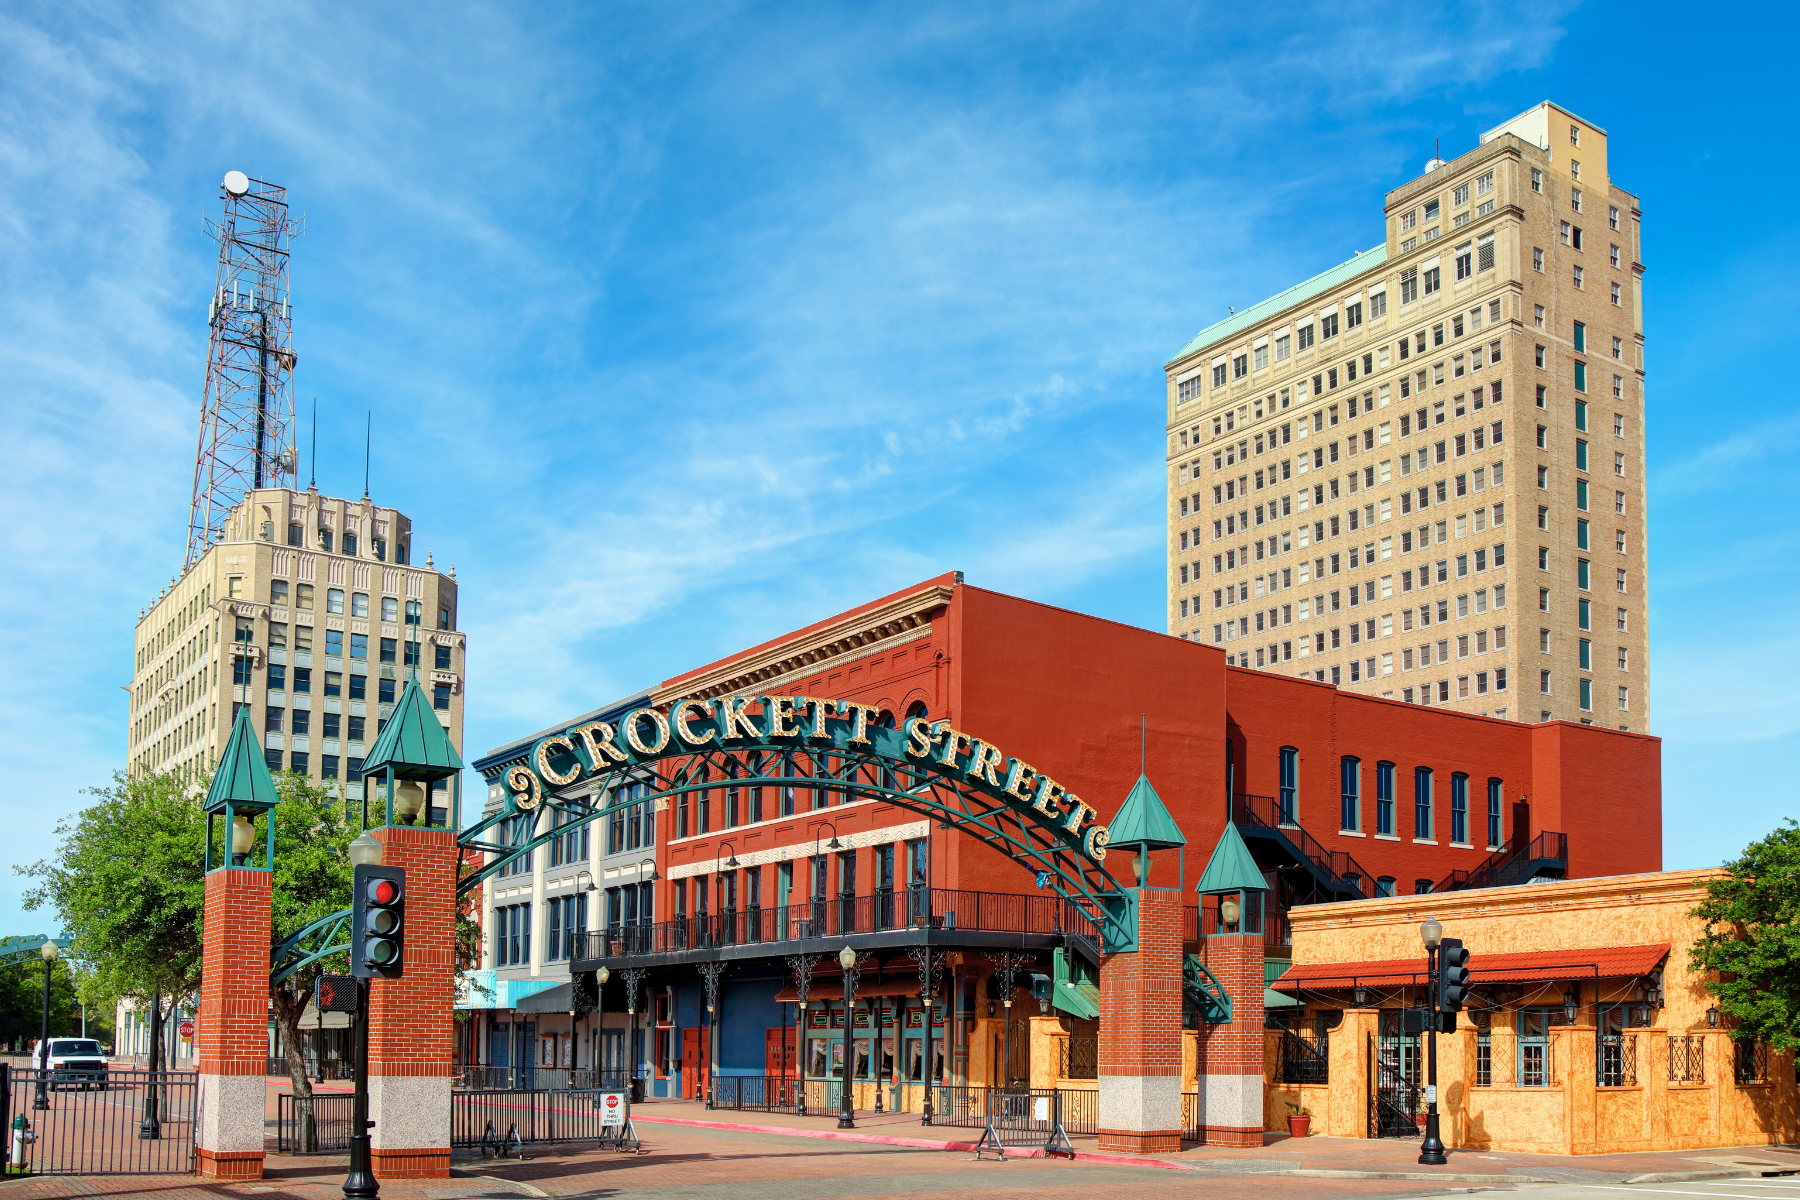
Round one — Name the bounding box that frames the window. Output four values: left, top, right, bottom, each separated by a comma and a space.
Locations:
1213, 363, 1228, 389
1278, 747, 1298, 824
295, 583, 314, 610
381, 596, 398, 622
1455, 243, 1473, 280
406, 599, 423, 625
1486, 778, 1503, 846
1414, 767, 1433, 839
1450, 773, 1469, 844
270, 579, 289, 605
1340, 756, 1360, 832
1345, 302, 1362, 329
1423, 266, 1440, 295
1234, 353, 1249, 379
1375, 761, 1395, 836
1254, 345, 1268, 371
1321, 313, 1338, 340
380, 637, 396, 663
324, 629, 343, 657
1533, 247, 1544, 272
1400, 269, 1418, 305
1518, 1009, 1558, 1087
1477, 234, 1494, 272
326, 588, 344, 614
351, 632, 368, 660
435, 642, 452, 670
351, 592, 369, 618
1531, 168, 1542, 193
433, 682, 451, 711
1573, 265, 1584, 289
1369, 291, 1386, 318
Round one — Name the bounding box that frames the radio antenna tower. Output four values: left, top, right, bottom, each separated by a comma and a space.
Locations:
186, 170, 298, 566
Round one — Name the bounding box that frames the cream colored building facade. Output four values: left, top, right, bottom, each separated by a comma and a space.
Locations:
1164, 101, 1648, 730
128, 487, 466, 798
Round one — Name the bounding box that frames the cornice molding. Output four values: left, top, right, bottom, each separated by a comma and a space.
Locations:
1287, 868, 1723, 935
651, 584, 951, 705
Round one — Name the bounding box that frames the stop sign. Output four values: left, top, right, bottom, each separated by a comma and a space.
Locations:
178, 1021, 195, 1039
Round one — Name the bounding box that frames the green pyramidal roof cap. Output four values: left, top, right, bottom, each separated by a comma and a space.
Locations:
204, 704, 280, 812
363, 676, 464, 780
1107, 774, 1186, 850
1195, 821, 1268, 893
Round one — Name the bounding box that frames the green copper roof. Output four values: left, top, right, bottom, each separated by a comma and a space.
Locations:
1107, 774, 1187, 850
1167, 244, 1387, 366
1195, 822, 1268, 894
204, 704, 280, 812
363, 676, 464, 780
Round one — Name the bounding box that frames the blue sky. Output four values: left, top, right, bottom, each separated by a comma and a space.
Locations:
2, 1, 1795, 935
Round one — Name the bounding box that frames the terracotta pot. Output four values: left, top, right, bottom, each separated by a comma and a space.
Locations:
1287, 1114, 1312, 1138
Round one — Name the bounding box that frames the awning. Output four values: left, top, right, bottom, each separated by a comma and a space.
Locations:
514, 983, 576, 1013
773, 980, 934, 1003
1271, 943, 1670, 994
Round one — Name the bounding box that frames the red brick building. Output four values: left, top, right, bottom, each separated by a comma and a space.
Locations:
472, 571, 1660, 1127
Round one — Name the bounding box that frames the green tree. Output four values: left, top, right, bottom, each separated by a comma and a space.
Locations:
19, 767, 359, 1103
1689, 818, 1800, 1053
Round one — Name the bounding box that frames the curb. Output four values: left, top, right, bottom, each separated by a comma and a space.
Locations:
1621, 1170, 1763, 1184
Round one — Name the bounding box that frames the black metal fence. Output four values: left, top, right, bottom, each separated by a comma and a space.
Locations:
709, 1076, 803, 1114
454, 1066, 630, 1092
1276, 1029, 1329, 1084
1669, 1035, 1705, 1084
1058, 1036, 1097, 1080
450, 1088, 623, 1147
7, 1068, 196, 1175
579, 887, 1100, 959
1598, 1033, 1637, 1087
276, 1092, 356, 1155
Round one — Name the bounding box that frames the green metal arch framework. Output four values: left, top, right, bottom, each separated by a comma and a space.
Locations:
270, 696, 1139, 982
271, 909, 352, 986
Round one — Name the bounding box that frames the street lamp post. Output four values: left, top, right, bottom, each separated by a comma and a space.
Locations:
343, 832, 384, 1200
837, 945, 857, 1130
596, 967, 610, 1085
1418, 917, 1447, 1166
138, 992, 162, 1139
33, 941, 57, 1111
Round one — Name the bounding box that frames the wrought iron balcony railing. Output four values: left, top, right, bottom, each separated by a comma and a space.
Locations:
577, 886, 1100, 960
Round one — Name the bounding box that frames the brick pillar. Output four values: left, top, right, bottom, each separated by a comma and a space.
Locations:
366, 825, 456, 1178
196, 868, 271, 1179
1097, 887, 1183, 1153
1195, 929, 1264, 1147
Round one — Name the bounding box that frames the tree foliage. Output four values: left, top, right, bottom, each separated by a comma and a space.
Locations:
1689, 818, 1800, 1053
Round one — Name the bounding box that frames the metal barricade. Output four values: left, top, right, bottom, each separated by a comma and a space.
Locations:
7, 1068, 196, 1175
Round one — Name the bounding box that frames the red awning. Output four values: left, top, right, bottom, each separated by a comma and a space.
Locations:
772, 981, 932, 1003
1271, 943, 1670, 994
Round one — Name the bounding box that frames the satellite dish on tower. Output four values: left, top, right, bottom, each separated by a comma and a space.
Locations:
222, 171, 250, 196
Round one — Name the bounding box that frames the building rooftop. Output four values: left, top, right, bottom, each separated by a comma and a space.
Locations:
1166, 244, 1386, 367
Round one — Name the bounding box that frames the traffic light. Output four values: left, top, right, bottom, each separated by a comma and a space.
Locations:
352, 863, 406, 979
1437, 937, 1470, 1013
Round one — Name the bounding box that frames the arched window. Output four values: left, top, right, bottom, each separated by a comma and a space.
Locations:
1414, 767, 1434, 840
1340, 756, 1360, 832
1278, 746, 1298, 823
1375, 761, 1396, 836
1375, 876, 1396, 897
1450, 772, 1470, 845
1487, 778, 1504, 848
1414, 878, 1434, 895
905, 700, 930, 721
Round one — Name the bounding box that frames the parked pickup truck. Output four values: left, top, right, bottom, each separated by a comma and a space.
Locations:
38, 1038, 109, 1090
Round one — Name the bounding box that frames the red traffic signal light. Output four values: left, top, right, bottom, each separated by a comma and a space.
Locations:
352, 864, 406, 980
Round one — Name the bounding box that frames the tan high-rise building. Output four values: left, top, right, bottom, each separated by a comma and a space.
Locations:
1163, 101, 1647, 729
128, 486, 467, 798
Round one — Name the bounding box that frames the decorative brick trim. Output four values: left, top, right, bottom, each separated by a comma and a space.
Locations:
195, 1147, 264, 1179
1099, 1129, 1182, 1153
370, 1148, 451, 1178
1200, 1125, 1263, 1148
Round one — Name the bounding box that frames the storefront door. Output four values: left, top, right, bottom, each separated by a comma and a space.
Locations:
682, 1026, 710, 1101
765, 1027, 796, 1078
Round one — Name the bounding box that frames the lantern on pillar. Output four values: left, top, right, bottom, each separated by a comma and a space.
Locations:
204, 706, 281, 871
359, 677, 465, 830
1193, 823, 1269, 936
1106, 772, 1189, 890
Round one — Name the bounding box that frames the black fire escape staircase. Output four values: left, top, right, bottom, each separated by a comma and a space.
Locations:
1230, 793, 1371, 902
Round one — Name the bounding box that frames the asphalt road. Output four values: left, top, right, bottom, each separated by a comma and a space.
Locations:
1518, 1177, 1800, 1200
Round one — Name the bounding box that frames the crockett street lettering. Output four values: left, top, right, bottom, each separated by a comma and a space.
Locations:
505, 694, 1112, 866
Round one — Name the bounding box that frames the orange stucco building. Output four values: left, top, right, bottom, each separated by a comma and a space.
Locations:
1267, 869, 1799, 1153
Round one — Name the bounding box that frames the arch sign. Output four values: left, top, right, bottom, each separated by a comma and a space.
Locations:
508, 694, 1113, 867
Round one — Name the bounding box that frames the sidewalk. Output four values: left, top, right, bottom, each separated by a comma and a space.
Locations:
620, 1098, 1800, 1184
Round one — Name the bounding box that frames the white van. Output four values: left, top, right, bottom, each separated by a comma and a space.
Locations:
38, 1038, 109, 1090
